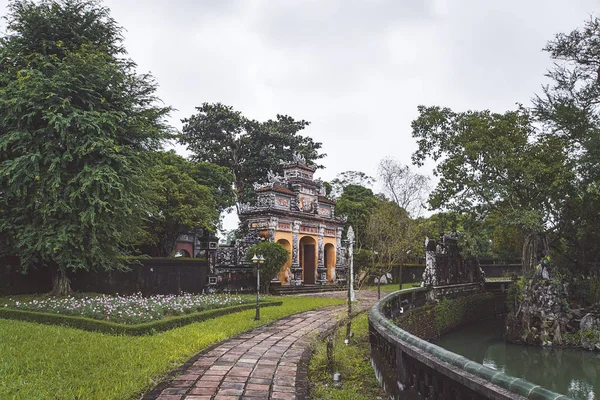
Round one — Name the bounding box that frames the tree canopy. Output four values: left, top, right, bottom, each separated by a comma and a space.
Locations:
245, 241, 289, 293
411, 17, 600, 274
179, 103, 325, 204
141, 151, 221, 257
378, 158, 430, 217
334, 184, 378, 249
0, 0, 171, 293
328, 170, 375, 199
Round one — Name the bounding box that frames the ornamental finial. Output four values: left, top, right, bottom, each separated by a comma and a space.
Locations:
347, 226, 355, 243
292, 152, 306, 165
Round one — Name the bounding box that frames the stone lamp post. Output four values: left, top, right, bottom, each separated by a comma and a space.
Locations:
346, 226, 355, 303
252, 253, 265, 320
373, 250, 380, 299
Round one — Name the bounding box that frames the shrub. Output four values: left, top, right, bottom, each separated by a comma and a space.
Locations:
506, 277, 525, 314
246, 242, 289, 293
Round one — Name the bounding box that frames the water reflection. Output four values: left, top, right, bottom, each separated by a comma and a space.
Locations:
435, 317, 600, 400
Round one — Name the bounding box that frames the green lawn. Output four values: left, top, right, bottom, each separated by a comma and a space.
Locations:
0, 295, 344, 400
309, 313, 386, 399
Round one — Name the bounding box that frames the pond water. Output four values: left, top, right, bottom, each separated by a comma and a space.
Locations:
435, 317, 600, 400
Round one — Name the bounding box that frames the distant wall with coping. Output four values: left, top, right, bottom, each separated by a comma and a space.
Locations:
391, 264, 522, 283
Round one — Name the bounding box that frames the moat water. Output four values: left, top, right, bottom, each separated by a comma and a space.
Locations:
435, 317, 600, 400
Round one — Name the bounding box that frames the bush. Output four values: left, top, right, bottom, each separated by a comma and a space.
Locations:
506, 277, 524, 314
569, 276, 600, 307
396, 292, 497, 339
246, 242, 289, 293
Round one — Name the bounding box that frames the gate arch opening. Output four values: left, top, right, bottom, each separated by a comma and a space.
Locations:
277, 239, 292, 284
299, 236, 317, 284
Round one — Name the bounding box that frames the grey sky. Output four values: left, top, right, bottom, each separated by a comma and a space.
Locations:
1, 0, 597, 230
95, 0, 596, 180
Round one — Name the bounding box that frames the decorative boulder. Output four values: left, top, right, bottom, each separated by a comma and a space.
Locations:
580, 313, 600, 351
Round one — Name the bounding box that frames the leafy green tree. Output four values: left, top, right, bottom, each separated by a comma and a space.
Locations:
334, 184, 378, 249
411, 106, 573, 273
0, 0, 171, 294
533, 17, 600, 274
329, 170, 375, 199
142, 152, 219, 257
245, 241, 289, 293
190, 161, 236, 214
364, 200, 416, 287
179, 103, 325, 204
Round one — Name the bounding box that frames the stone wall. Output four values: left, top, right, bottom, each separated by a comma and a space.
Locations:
392, 263, 522, 283
369, 288, 569, 400
396, 292, 499, 340
0, 257, 210, 295
70, 258, 210, 295
0, 257, 52, 295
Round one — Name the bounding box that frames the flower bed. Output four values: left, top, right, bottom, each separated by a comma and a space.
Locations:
2, 293, 253, 325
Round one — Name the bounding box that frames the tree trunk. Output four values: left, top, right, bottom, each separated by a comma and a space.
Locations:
522, 233, 549, 274
398, 263, 403, 290
51, 265, 72, 296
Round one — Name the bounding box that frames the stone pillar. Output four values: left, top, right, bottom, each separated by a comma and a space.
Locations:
317, 224, 327, 285
267, 217, 278, 242
291, 221, 302, 285
335, 227, 346, 283
347, 226, 355, 302
422, 237, 438, 288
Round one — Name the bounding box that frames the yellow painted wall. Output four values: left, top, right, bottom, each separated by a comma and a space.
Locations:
272, 231, 338, 284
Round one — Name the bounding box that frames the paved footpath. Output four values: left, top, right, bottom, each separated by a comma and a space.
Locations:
147, 291, 377, 400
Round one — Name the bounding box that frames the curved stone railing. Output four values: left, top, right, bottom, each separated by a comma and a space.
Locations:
368, 287, 571, 400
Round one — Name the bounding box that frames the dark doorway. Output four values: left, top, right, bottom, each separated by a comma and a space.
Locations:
303, 244, 316, 284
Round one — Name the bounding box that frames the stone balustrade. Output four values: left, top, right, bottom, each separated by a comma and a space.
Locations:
368, 287, 572, 400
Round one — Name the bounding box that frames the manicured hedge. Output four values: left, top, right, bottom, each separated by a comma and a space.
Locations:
0, 300, 283, 335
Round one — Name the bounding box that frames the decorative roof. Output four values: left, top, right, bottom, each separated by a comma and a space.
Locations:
318, 196, 336, 205
240, 153, 342, 223
256, 185, 296, 196
282, 161, 317, 172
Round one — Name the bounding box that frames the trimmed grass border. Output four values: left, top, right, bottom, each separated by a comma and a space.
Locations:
0, 300, 283, 335
307, 312, 387, 399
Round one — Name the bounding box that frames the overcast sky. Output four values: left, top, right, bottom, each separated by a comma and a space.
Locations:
1, 0, 598, 231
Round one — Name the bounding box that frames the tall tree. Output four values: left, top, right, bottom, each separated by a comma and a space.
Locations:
533, 17, 600, 273
364, 200, 415, 287
0, 0, 171, 294
329, 170, 375, 199
334, 184, 378, 249
179, 103, 325, 205
190, 161, 236, 214
141, 152, 220, 257
378, 157, 430, 217
411, 106, 573, 273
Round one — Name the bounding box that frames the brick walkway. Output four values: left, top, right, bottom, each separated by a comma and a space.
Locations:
148, 291, 377, 400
